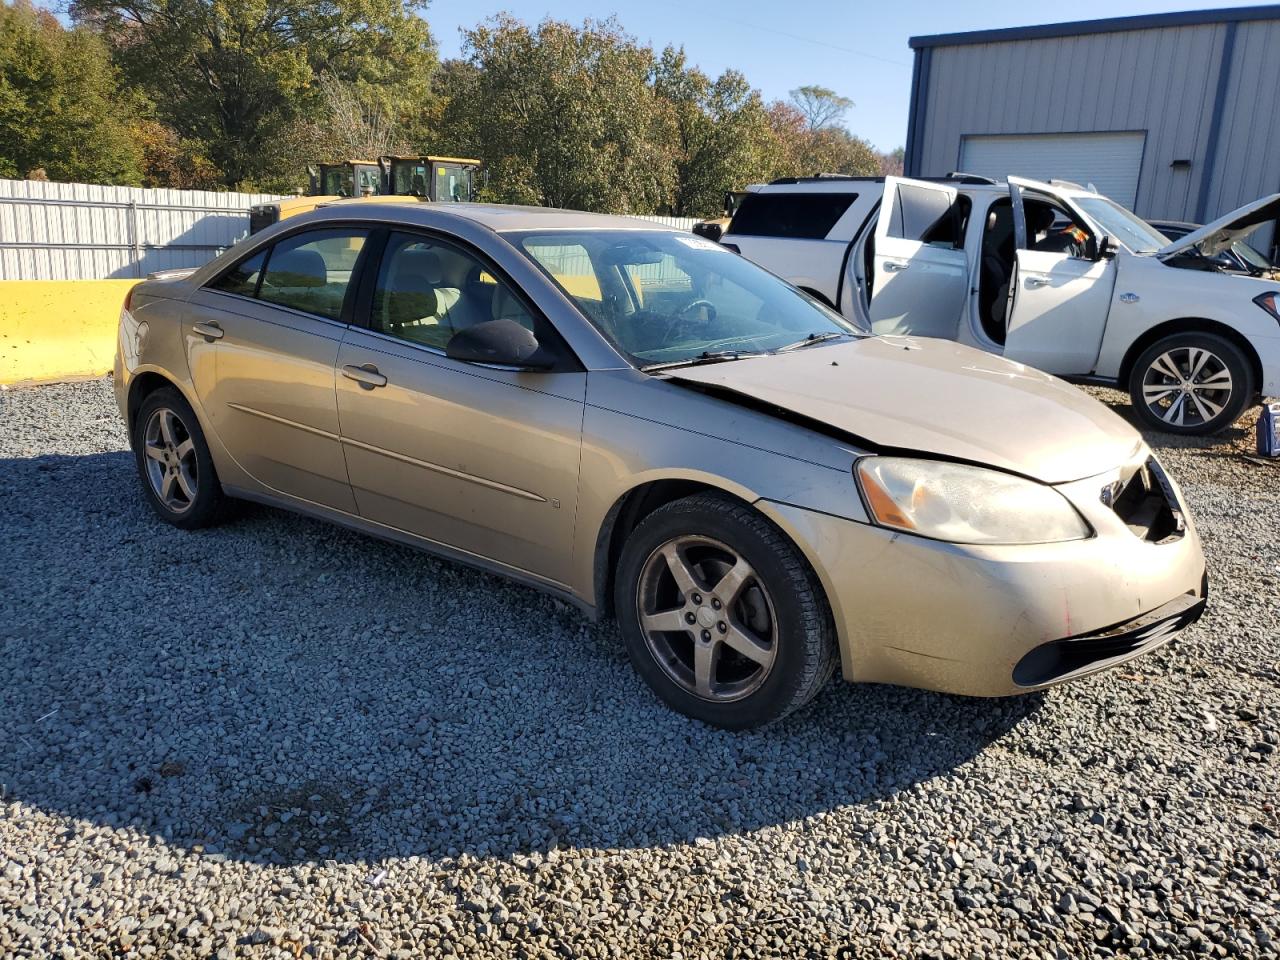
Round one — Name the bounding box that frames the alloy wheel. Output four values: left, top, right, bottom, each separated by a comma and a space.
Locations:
636, 535, 778, 702
1140, 346, 1234, 428
143, 407, 198, 513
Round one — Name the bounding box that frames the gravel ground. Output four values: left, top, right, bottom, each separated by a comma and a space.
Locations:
1, 377, 1277, 959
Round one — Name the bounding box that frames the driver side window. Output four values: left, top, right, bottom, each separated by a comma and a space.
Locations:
1023, 198, 1092, 260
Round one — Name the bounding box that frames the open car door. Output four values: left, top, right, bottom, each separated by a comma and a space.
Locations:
1003, 176, 1115, 375
867, 177, 969, 338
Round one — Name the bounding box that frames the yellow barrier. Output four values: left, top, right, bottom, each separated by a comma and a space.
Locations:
0, 280, 138, 385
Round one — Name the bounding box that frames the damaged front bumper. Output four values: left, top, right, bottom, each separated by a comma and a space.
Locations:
758, 455, 1208, 698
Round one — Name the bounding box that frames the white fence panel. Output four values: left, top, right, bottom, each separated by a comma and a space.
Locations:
0, 179, 283, 281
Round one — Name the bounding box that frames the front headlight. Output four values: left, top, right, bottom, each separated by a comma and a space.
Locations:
855, 457, 1091, 545
1255, 291, 1280, 326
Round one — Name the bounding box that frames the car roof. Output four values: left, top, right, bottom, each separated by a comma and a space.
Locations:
751, 176, 1007, 195
306, 200, 677, 234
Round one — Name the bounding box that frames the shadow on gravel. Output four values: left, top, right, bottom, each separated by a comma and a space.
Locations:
1, 452, 1043, 866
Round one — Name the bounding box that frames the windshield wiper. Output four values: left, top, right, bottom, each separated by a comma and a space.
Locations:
641, 350, 767, 372
777, 331, 848, 352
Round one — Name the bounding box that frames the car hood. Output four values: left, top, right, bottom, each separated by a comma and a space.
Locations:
1156, 193, 1280, 259
665, 337, 1142, 484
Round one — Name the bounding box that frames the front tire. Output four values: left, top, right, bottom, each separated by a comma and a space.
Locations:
614, 493, 837, 729
132, 387, 229, 529
1128, 332, 1253, 435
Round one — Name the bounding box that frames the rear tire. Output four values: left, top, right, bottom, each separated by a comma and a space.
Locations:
1128, 332, 1253, 435
132, 387, 229, 529
614, 493, 837, 729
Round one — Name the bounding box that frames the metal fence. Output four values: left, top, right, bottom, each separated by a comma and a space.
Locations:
0, 180, 283, 281
0, 179, 701, 282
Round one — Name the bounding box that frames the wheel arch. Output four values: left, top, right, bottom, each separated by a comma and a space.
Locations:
1119, 317, 1262, 395
591, 478, 836, 631
126, 370, 183, 438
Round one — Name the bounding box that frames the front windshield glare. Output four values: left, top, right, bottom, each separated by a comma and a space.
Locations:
511, 230, 865, 366
1074, 197, 1170, 254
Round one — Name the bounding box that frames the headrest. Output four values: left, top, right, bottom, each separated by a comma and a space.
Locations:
398, 248, 444, 285
267, 248, 327, 288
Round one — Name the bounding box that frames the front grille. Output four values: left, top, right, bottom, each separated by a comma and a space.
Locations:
1104, 457, 1184, 543
1012, 584, 1207, 687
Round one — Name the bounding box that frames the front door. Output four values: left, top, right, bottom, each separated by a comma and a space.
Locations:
335, 231, 586, 587
185, 227, 369, 512
867, 177, 969, 338
1003, 179, 1115, 375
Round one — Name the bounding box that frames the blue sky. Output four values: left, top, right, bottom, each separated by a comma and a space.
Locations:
427, 0, 1261, 151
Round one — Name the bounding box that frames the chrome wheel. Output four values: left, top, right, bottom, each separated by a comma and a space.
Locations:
143, 407, 198, 513
1141, 346, 1234, 428
636, 535, 778, 703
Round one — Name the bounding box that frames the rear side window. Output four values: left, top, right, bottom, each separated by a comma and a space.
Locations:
256, 229, 368, 321
888, 185, 964, 248
211, 249, 266, 297
729, 192, 857, 239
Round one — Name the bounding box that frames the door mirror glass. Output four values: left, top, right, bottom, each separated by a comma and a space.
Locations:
445, 318, 554, 369
1096, 235, 1117, 260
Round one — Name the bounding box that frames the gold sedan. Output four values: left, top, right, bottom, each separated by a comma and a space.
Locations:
115, 203, 1208, 728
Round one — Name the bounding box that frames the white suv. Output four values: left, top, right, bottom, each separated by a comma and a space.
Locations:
722, 175, 1280, 435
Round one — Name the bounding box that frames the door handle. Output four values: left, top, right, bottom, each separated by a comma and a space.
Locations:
1025, 275, 1051, 288
883, 260, 909, 272
192, 321, 224, 341
341, 363, 388, 389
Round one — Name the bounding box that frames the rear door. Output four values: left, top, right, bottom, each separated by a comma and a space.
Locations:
185, 227, 368, 512
867, 177, 969, 338
1003, 178, 1115, 375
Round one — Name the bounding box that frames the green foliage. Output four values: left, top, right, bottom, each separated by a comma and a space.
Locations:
71, 0, 438, 188
437, 16, 673, 213
653, 47, 776, 218
0, 0, 143, 183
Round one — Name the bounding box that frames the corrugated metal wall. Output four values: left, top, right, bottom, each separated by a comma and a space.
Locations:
1202, 17, 1280, 247
0, 182, 699, 282
0, 180, 283, 281
911, 20, 1280, 253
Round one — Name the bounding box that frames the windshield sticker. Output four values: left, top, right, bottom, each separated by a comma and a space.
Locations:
674, 234, 726, 251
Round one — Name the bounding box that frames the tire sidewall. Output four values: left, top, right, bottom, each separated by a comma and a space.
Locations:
614, 499, 829, 729
132, 387, 222, 529
1128, 332, 1253, 435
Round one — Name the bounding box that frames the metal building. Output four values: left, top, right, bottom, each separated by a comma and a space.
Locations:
904, 5, 1280, 257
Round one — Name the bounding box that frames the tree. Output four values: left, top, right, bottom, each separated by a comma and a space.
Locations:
71, 0, 438, 189
653, 47, 776, 217
879, 145, 905, 177
761, 101, 878, 179
788, 85, 853, 131
436, 16, 674, 213
0, 0, 143, 183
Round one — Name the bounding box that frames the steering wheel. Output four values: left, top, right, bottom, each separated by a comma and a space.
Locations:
658, 298, 718, 345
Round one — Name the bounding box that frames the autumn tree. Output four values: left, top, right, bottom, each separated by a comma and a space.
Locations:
436, 16, 673, 213
788, 85, 853, 131
0, 0, 143, 183
71, 0, 438, 189
653, 47, 777, 218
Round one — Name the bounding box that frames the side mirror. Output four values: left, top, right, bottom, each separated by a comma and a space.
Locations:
1094, 234, 1117, 261
692, 222, 724, 243
445, 318, 554, 369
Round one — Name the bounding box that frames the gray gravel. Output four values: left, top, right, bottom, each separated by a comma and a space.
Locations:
1, 377, 1277, 959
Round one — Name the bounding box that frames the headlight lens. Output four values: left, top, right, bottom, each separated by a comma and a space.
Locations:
855, 457, 1090, 545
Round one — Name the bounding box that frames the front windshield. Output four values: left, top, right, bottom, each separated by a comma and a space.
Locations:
510, 230, 865, 367
1074, 196, 1170, 254
1233, 240, 1273, 269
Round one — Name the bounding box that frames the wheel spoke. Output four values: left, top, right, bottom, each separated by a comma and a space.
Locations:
1187, 348, 1210, 382
722, 623, 774, 667
158, 409, 178, 446
1142, 384, 1174, 403
1161, 393, 1187, 425
711, 557, 753, 606
660, 543, 701, 599
642, 608, 689, 633
1151, 353, 1183, 382
693, 639, 718, 698
1190, 392, 1223, 421
1195, 369, 1231, 388
145, 443, 166, 462
160, 471, 177, 503
175, 438, 195, 461
175, 466, 196, 501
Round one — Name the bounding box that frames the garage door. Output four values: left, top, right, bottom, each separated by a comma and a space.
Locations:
959, 132, 1146, 208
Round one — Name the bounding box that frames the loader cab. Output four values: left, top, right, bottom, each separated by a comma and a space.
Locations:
384, 156, 481, 202
315, 161, 384, 198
